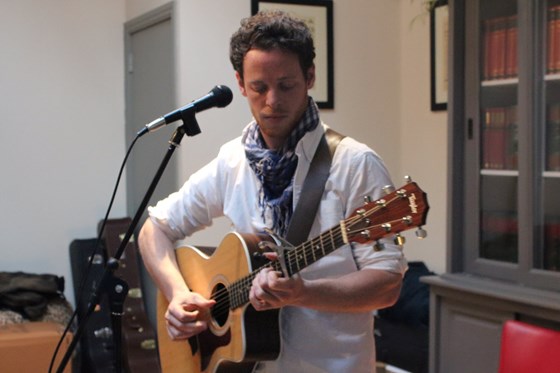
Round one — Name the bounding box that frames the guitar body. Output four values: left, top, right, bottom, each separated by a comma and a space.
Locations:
157, 232, 280, 373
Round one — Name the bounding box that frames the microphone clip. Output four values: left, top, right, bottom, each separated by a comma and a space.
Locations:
178, 110, 201, 137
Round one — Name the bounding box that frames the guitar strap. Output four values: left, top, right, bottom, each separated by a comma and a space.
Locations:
285, 128, 345, 246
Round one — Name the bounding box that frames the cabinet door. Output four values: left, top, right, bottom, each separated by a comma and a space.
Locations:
465, 0, 520, 274
437, 298, 510, 373
464, 0, 560, 287
542, 1, 560, 272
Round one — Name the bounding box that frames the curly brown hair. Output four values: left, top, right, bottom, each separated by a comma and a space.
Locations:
229, 10, 316, 81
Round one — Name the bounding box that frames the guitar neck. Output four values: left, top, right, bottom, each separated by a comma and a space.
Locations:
225, 180, 429, 311
228, 225, 345, 309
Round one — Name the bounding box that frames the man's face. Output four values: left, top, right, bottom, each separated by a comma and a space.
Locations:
236, 48, 315, 150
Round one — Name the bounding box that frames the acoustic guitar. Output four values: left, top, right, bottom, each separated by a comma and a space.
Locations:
157, 180, 429, 373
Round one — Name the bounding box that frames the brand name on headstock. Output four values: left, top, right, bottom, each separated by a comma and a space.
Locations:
408, 193, 418, 214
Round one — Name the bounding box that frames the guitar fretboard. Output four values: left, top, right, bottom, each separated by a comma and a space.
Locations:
211, 181, 428, 317
227, 224, 346, 310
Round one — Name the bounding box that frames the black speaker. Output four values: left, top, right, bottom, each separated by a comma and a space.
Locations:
69, 238, 116, 373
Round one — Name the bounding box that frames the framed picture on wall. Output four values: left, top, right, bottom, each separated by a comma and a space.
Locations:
251, 0, 334, 109
430, 0, 448, 111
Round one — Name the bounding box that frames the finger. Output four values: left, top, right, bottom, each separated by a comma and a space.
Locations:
166, 319, 209, 340
250, 295, 269, 311
249, 283, 269, 310
263, 252, 278, 261
167, 304, 199, 324
189, 293, 217, 308
166, 309, 196, 332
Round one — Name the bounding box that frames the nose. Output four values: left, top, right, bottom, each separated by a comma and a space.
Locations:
265, 88, 281, 110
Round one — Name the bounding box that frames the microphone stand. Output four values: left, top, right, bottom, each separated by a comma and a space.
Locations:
56, 112, 201, 373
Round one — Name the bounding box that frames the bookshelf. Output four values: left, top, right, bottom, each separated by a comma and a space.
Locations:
424, 1, 560, 372
470, 0, 560, 271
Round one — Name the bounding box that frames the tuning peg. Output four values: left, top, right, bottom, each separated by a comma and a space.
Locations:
394, 233, 406, 246
382, 185, 395, 195
415, 227, 427, 239
374, 241, 385, 251
404, 175, 412, 183
363, 195, 372, 204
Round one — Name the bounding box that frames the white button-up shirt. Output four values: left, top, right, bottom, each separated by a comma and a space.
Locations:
149, 122, 407, 373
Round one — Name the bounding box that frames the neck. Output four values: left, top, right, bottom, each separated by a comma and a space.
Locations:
263, 137, 287, 151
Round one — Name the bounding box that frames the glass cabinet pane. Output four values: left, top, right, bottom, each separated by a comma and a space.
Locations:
542, 0, 560, 272
480, 175, 518, 262
479, 0, 519, 263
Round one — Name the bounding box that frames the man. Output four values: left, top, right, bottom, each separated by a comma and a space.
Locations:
138, 10, 407, 373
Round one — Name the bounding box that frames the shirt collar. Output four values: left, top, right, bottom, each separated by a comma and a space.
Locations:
295, 122, 328, 163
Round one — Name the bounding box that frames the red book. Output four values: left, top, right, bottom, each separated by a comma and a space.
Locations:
496, 107, 507, 169
482, 212, 518, 237
488, 18, 502, 80
494, 17, 507, 79
505, 16, 518, 78
483, 107, 507, 169
547, 103, 560, 171
483, 108, 494, 168
554, 6, 560, 72
483, 19, 493, 80
505, 106, 518, 170
547, 6, 556, 73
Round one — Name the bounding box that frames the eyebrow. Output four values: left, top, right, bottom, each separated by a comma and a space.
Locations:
247, 76, 299, 85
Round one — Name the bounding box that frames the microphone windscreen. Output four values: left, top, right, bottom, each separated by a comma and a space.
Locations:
212, 85, 233, 108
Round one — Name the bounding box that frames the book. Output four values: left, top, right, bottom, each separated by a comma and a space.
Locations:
482, 16, 517, 80
548, 6, 560, 74
547, 103, 560, 171
505, 106, 518, 170
505, 15, 518, 78
482, 106, 518, 170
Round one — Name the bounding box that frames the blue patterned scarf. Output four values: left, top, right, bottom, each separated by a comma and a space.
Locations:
245, 98, 320, 236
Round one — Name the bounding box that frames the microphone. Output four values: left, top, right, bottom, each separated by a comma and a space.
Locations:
138, 85, 233, 136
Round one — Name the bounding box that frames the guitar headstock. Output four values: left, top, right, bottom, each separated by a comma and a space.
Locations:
343, 177, 429, 247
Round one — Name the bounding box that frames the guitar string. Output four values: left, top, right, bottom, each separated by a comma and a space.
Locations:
209, 222, 349, 317
207, 191, 414, 317
209, 192, 413, 318
207, 190, 415, 318
208, 230, 343, 318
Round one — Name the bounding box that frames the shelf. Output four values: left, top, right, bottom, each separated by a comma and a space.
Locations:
481, 78, 518, 87
543, 171, 560, 178
545, 73, 560, 82
480, 171, 560, 178
480, 169, 519, 177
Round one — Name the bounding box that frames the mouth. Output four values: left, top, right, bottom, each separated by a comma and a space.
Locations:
262, 112, 288, 120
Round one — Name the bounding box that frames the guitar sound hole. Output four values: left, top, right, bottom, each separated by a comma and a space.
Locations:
211, 283, 229, 327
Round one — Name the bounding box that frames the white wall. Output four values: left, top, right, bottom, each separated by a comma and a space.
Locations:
0, 0, 448, 307
398, 1, 447, 273
0, 1, 127, 302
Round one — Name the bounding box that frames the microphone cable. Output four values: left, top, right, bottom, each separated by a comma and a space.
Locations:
48, 131, 141, 373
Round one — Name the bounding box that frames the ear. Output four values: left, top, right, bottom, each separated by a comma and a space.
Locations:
235, 71, 247, 97
306, 65, 316, 90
